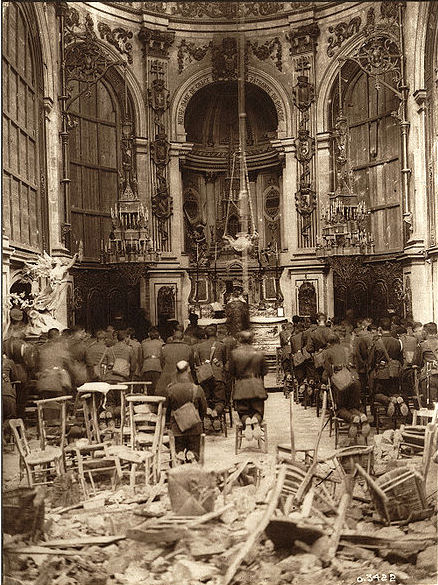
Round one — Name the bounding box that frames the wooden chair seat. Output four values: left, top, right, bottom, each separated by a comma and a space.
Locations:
26, 447, 63, 465
107, 445, 154, 464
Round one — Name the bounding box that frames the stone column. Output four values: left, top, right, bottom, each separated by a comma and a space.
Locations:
273, 139, 297, 255
315, 132, 332, 246
169, 147, 184, 259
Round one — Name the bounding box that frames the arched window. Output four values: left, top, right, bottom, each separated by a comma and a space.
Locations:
331, 66, 402, 252
69, 78, 121, 261
2, 2, 47, 249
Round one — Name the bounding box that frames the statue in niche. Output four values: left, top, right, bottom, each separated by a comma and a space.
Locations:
298, 281, 317, 317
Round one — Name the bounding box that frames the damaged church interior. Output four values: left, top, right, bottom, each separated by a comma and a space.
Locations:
2, 2, 438, 584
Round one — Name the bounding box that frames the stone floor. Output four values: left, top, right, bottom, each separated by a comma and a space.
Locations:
205, 390, 335, 467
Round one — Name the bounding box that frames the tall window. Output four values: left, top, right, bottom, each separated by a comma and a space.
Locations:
2, 2, 46, 249
332, 67, 402, 252
69, 79, 120, 261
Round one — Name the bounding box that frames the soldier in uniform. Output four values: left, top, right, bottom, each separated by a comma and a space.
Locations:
194, 324, 227, 431
85, 329, 107, 381
229, 330, 268, 441
368, 317, 407, 416
414, 322, 438, 406
141, 327, 164, 394
156, 329, 194, 397
323, 332, 369, 439
165, 360, 207, 461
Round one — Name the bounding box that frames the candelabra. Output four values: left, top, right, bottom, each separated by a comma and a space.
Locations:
316, 193, 374, 257
101, 201, 161, 264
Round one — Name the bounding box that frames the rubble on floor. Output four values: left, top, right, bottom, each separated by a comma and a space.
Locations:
3, 452, 437, 585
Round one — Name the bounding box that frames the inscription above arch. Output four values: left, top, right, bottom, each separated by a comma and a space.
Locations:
172, 68, 290, 140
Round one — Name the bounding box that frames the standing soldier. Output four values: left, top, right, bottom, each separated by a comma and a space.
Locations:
414, 322, 438, 407
229, 330, 268, 441
141, 327, 164, 394
85, 330, 107, 381
194, 324, 227, 431
126, 327, 142, 380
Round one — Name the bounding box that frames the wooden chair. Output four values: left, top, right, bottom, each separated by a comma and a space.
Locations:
235, 421, 268, 455
9, 419, 63, 487
355, 463, 432, 525
73, 384, 127, 497
127, 395, 166, 483
326, 382, 350, 449
35, 395, 72, 449
123, 381, 152, 395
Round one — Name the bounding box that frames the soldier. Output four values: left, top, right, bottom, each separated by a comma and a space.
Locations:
352, 319, 374, 408
165, 360, 207, 461
323, 332, 369, 439
229, 330, 268, 441
368, 317, 407, 416
84, 330, 107, 381
126, 327, 142, 380
141, 327, 164, 394
414, 322, 438, 406
156, 329, 194, 397
194, 324, 227, 431
36, 331, 72, 397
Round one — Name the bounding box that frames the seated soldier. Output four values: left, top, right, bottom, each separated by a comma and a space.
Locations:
323, 332, 369, 439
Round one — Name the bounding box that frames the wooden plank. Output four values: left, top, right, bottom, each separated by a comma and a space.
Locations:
36, 535, 125, 548
222, 466, 287, 585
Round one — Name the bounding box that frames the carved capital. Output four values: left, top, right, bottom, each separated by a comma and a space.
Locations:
287, 22, 320, 56
138, 26, 175, 58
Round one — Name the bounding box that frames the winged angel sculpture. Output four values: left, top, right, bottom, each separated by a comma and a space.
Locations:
8, 252, 78, 335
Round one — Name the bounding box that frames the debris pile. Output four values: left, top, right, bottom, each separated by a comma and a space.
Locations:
3, 448, 437, 585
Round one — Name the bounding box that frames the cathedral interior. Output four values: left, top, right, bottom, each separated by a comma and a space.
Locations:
3, 1, 438, 343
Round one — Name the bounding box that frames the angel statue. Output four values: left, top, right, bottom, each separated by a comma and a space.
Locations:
17, 252, 78, 335
223, 232, 257, 253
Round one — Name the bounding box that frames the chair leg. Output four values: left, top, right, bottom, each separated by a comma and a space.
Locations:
235, 424, 241, 455
262, 423, 268, 454
129, 463, 137, 488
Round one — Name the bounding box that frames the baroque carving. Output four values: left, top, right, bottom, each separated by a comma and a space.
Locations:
138, 26, 175, 58
292, 68, 317, 228
143, 2, 167, 13
171, 2, 284, 19
97, 22, 133, 63
295, 129, 315, 164
327, 16, 361, 57
292, 75, 315, 112
148, 78, 170, 113
150, 132, 170, 166
287, 23, 320, 56
212, 37, 245, 81
248, 38, 282, 72
177, 39, 212, 74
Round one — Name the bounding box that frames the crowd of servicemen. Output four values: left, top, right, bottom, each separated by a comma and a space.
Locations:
2, 312, 268, 460
3, 308, 438, 458
279, 310, 438, 440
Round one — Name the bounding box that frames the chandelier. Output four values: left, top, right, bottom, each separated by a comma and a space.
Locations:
101, 69, 161, 264
316, 67, 373, 257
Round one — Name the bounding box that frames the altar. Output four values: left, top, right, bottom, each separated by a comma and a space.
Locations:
249, 315, 287, 356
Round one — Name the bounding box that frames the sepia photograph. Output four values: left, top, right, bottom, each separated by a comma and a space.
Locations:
1, 1, 437, 583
